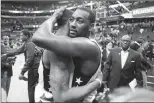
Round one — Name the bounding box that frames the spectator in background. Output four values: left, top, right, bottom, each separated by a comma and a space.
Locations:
140, 28, 144, 34
101, 40, 114, 70
130, 38, 153, 89
1, 36, 16, 102
147, 40, 154, 62
143, 36, 153, 62
103, 35, 143, 92
2, 29, 43, 103
97, 40, 114, 93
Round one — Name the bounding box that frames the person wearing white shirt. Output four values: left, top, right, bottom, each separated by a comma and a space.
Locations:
103, 35, 143, 91
121, 48, 129, 69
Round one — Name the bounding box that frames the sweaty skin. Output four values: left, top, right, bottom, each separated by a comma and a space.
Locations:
42, 23, 73, 101
32, 8, 102, 102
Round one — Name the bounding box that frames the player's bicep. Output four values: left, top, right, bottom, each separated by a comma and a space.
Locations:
70, 38, 99, 58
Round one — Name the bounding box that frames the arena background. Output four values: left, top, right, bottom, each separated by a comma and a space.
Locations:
1, 0, 154, 102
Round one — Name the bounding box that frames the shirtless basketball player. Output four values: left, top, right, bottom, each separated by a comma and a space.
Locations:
32, 7, 102, 102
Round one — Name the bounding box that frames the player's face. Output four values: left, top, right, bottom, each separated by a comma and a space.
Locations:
68, 9, 90, 38
20, 32, 28, 41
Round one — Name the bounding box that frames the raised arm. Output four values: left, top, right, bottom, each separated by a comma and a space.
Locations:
32, 8, 99, 58
33, 32, 99, 58
32, 7, 66, 46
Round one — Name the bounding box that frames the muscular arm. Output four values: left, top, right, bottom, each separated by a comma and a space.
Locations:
21, 42, 35, 75
59, 80, 100, 102
6, 42, 26, 57
32, 18, 99, 58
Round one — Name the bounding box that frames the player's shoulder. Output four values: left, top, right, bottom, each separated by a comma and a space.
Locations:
44, 49, 56, 58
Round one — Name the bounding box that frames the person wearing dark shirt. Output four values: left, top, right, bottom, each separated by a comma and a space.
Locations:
2, 29, 43, 103
130, 39, 154, 89
1, 36, 16, 102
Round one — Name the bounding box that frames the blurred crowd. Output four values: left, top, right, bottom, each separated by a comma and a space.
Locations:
107, 1, 154, 15
2, 17, 154, 34
2, 18, 46, 26
1, 1, 154, 16
1, 1, 84, 11
1, 35, 22, 49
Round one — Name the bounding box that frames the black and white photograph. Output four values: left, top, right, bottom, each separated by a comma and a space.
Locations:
1, 0, 154, 102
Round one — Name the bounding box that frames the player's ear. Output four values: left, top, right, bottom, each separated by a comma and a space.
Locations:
89, 23, 94, 32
